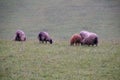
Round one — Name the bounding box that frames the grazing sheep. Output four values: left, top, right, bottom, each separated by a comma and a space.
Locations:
38, 31, 53, 44
80, 30, 90, 40
14, 30, 26, 41
70, 33, 82, 46
81, 32, 98, 46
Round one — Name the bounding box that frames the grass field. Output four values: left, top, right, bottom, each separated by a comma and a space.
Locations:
0, 0, 120, 80
0, 40, 120, 80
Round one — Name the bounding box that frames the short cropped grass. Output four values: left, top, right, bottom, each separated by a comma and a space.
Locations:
0, 40, 120, 80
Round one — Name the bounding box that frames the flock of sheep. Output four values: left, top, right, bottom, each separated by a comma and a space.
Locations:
14, 29, 98, 46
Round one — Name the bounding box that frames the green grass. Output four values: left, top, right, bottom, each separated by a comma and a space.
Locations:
0, 40, 120, 80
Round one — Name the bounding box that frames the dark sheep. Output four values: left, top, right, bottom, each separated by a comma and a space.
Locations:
14, 30, 26, 41
38, 31, 53, 44
70, 33, 82, 46
81, 32, 98, 46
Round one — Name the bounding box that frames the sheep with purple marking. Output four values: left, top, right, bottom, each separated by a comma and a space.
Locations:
80, 30, 90, 40
80, 30, 98, 46
38, 31, 53, 44
14, 30, 26, 41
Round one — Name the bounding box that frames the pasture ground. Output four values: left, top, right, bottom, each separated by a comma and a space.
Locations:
0, 40, 120, 80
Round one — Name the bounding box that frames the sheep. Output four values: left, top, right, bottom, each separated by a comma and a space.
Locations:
14, 30, 26, 41
70, 33, 82, 46
81, 32, 98, 46
80, 30, 90, 40
38, 31, 53, 44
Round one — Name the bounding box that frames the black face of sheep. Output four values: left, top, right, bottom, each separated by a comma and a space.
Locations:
93, 37, 98, 46
14, 30, 26, 41
15, 33, 21, 41
38, 33, 43, 41
49, 39, 53, 44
